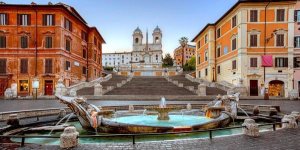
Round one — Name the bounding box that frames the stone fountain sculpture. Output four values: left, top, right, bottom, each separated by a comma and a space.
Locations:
145, 97, 183, 120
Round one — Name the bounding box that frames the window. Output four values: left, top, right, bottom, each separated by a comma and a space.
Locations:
0, 13, 8, 25
197, 41, 200, 49
232, 15, 237, 28
217, 28, 221, 38
83, 49, 87, 59
65, 61, 71, 71
232, 60, 237, 70
205, 35, 208, 44
20, 59, 28, 73
275, 57, 288, 67
81, 31, 87, 41
250, 58, 258, 67
276, 34, 284, 47
277, 9, 285, 22
295, 10, 300, 22
223, 46, 228, 55
135, 38, 139, 44
82, 66, 87, 75
94, 52, 97, 61
205, 68, 208, 76
205, 51, 208, 61
19, 80, 29, 92
217, 66, 221, 74
45, 59, 53, 74
20, 36, 28, 48
42, 14, 55, 26
198, 71, 201, 78
65, 39, 71, 51
250, 10, 258, 22
250, 34, 258, 47
64, 18, 72, 31
156, 55, 158, 61
295, 36, 300, 48
94, 37, 97, 45
45, 36, 52, 48
17, 14, 31, 26
232, 37, 237, 50
0, 36, 6, 48
217, 47, 221, 57
198, 55, 200, 64
0, 59, 6, 73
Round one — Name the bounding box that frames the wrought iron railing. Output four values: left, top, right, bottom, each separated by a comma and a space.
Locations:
0, 122, 291, 147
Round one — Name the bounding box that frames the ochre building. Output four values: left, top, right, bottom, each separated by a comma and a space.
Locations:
192, 0, 297, 97
0, 2, 105, 97
173, 44, 195, 67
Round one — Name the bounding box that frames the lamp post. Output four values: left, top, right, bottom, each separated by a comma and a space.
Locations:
32, 77, 39, 100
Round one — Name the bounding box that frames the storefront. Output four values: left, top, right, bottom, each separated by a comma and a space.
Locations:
268, 80, 284, 97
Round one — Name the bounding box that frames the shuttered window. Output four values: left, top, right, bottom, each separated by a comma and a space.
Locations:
20, 59, 28, 73
45, 59, 53, 74
64, 18, 72, 31
0, 36, 6, 48
0, 59, 6, 73
66, 39, 71, 51
232, 15, 237, 28
45, 36, 52, 48
217, 66, 221, 74
232, 38, 237, 50
17, 14, 31, 26
277, 9, 285, 22
83, 49, 87, 59
250, 58, 258, 67
82, 66, 87, 75
81, 31, 87, 41
65, 61, 71, 71
217, 28, 221, 38
232, 60, 237, 70
275, 58, 288, 67
250, 34, 258, 47
276, 34, 284, 47
42, 14, 55, 26
20, 36, 28, 48
217, 47, 221, 57
0, 13, 8, 25
250, 10, 258, 22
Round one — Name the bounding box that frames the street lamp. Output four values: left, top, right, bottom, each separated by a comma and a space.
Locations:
32, 77, 39, 100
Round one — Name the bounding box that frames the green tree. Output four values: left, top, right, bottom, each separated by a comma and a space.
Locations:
162, 53, 174, 67
183, 56, 196, 71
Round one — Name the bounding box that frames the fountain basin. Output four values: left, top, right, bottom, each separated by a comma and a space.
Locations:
111, 115, 212, 127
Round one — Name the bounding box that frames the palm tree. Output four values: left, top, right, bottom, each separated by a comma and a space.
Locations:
179, 37, 188, 68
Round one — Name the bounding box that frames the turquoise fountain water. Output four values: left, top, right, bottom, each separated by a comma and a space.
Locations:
111, 115, 212, 127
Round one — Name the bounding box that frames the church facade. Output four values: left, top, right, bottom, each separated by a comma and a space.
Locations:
131, 26, 163, 66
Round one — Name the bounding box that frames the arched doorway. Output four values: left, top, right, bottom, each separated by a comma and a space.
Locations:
268, 80, 284, 97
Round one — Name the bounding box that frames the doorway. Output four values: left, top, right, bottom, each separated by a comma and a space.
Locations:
250, 80, 258, 96
0, 79, 7, 96
44, 80, 53, 96
268, 80, 284, 97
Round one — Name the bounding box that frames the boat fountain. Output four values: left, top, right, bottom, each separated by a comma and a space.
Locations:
55, 93, 241, 133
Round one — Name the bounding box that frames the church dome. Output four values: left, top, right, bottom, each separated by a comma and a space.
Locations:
134, 27, 142, 34
153, 26, 161, 33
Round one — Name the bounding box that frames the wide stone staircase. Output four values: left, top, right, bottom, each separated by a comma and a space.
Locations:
77, 74, 127, 96
105, 76, 196, 95
169, 75, 227, 95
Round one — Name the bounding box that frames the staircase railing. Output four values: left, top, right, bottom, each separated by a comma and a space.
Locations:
66, 74, 112, 93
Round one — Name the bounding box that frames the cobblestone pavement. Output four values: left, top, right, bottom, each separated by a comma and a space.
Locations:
0, 99, 299, 113
0, 128, 299, 150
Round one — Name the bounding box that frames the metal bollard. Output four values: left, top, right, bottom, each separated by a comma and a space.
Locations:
21, 137, 25, 147
273, 123, 276, 131
209, 130, 212, 139
132, 135, 135, 145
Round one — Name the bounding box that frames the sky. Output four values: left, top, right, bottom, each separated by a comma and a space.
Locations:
6, 0, 237, 56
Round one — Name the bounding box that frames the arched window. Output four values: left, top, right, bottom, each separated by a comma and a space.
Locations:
135, 38, 139, 44
155, 37, 159, 43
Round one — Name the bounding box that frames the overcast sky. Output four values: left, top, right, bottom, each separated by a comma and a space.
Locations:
6, 0, 237, 56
